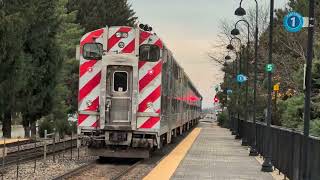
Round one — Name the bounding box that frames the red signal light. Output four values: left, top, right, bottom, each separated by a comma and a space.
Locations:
214, 96, 219, 103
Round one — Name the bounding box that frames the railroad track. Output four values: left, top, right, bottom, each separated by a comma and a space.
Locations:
52, 159, 98, 180
110, 160, 142, 180
53, 158, 142, 180
0, 138, 77, 167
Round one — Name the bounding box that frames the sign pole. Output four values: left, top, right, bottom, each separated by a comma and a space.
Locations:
302, 0, 315, 179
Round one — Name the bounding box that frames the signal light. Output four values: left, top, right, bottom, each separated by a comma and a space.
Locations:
214, 96, 219, 103
139, 24, 153, 31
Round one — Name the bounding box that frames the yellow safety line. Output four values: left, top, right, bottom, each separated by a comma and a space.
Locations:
143, 127, 202, 180
0, 138, 29, 145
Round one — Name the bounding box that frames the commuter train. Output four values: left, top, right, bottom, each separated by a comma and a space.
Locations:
77, 25, 202, 158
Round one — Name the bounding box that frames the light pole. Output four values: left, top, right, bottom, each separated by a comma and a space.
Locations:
260, 0, 274, 172
227, 37, 242, 139
231, 19, 250, 146
235, 0, 259, 156
225, 55, 232, 131
302, 0, 315, 179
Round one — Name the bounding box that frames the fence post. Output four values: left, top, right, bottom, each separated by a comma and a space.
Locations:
44, 130, 47, 164
71, 132, 73, 160
63, 138, 65, 159
53, 129, 56, 163
34, 136, 36, 173
77, 133, 80, 160
16, 139, 20, 180
57, 132, 60, 160
2, 138, 5, 180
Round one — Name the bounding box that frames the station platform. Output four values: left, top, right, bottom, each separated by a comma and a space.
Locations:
0, 138, 29, 145
144, 119, 274, 180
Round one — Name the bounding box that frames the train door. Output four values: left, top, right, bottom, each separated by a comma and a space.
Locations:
106, 65, 133, 125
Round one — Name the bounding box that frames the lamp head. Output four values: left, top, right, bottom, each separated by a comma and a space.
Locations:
231, 28, 240, 36
226, 44, 234, 50
235, 7, 246, 16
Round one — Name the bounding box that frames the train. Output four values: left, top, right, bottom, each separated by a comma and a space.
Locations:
76, 25, 202, 158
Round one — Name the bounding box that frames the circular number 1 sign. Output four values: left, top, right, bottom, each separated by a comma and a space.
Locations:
283, 12, 304, 33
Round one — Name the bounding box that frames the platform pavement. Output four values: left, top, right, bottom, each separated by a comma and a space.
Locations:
171, 119, 273, 180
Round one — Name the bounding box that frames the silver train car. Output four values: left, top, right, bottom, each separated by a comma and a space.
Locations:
77, 26, 202, 158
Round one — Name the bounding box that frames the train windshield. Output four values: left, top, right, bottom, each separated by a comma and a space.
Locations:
83, 43, 103, 60
139, 45, 160, 62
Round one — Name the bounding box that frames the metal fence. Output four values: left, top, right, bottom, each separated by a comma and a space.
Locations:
235, 118, 320, 180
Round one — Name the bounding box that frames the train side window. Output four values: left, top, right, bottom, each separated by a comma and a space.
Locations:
139, 44, 160, 62
83, 43, 103, 60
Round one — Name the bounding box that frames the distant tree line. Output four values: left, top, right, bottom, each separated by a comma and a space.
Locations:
0, 0, 137, 138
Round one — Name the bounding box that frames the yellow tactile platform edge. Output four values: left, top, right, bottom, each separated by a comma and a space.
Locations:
143, 127, 202, 180
0, 138, 29, 145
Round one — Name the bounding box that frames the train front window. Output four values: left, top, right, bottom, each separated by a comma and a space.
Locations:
113, 71, 128, 92
139, 45, 160, 62
83, 43, 103, 60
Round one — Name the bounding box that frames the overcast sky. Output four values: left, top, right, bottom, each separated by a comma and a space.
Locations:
129, 0, 288, 108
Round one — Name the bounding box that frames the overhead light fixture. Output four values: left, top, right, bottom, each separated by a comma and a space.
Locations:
235, 7, 246, 16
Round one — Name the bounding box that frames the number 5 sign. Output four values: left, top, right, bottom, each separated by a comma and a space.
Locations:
265, 64, 275, 73
283, 12, 304, 33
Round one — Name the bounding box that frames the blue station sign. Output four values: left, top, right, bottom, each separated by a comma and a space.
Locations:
283, 12, 304, 33
236, 74, 247, 83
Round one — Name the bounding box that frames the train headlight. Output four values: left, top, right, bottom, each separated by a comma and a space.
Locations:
115, 32, 128, 38
116, 32, 122, 38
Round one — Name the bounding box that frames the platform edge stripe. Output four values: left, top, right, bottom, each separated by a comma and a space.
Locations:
139, 61, 162, 91
143, 128, 202, 180
138, 85, 161, 112
138, 74, 161, 104
78, 72, 101, 102
79, 84, 100, 110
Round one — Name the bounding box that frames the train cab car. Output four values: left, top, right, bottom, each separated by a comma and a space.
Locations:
77, 26, 202, 158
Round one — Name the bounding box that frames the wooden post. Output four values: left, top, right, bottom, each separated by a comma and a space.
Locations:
2, 138, 6, 180
16, 139, 20, 180
70, 132, 73, 160
44, 130, 47, 163
53, 129, 56, 163
77, 133, 80, 160
34, 136, 36, 173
